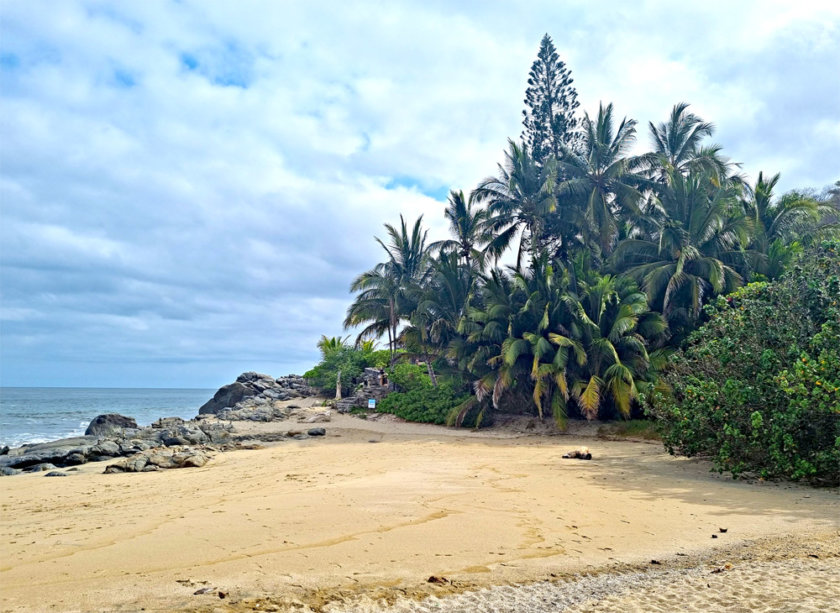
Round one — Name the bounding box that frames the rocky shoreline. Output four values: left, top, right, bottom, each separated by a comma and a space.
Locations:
0, 372, 325, 477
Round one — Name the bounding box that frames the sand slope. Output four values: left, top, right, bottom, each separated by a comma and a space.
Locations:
1, 415, 838, 612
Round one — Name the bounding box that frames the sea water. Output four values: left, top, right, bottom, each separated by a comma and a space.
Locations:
0, 387, 215, 448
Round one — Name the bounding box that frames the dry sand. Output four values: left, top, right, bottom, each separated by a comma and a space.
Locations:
1, 405, 838, 612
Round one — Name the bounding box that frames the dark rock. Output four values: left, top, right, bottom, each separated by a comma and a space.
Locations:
150, 417, 185, 429
23, 463, 57, 473
64, 452, 88, 466
85, 414, 138, 436
0, 445, 9, 455
45, 471, 67, 477
307, 428, 326, 436
0, 437, 97, 470
0, 466, 19, 476
198, 382, 256, 414
90, 440, 121, 457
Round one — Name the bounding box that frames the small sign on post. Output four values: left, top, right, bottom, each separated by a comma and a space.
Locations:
368, 398, 376, 410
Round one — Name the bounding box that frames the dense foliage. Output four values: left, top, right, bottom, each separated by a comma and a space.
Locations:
330, 32, 838, 465
303, 336, 390, 396
375, 364, 475, 426
645, 242, 840, 484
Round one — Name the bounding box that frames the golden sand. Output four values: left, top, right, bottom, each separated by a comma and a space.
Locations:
1, 409, 838, 612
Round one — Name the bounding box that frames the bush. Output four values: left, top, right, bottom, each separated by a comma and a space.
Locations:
645, 241, 840, 484
387, 362, 432, 392
376, 378, 474, 426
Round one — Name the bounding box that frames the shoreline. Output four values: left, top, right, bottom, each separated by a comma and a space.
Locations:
1, 405, 838, 612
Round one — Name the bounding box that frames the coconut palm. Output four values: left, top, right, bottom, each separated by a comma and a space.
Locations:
472, 140, 558, 268
429, 190, 493, 271
345, 215, 431, 363
555, 102, 645, 255
611, 167, 747, 338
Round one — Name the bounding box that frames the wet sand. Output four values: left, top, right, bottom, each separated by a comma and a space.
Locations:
1, 409, 838, 612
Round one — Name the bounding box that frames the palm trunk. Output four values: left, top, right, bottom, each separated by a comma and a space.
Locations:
424, 350, 438, 387
389, 299, 398, 366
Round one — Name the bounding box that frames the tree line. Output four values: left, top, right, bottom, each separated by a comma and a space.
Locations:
335, 34, 839, 428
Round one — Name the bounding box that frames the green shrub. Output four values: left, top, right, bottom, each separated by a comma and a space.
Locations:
645, 241, 840, 484
387, 362, 432, 392
376, 380, 474, 426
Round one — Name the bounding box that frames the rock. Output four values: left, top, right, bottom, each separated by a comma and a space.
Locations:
23, 463, 57, 473
198, 382, 256, 414
0, 445, 9, 455
90, 440, 121, 457
85, 414, 138, 436
298, 410, 331, 423
148, 453, 179, 469
307, 428, 326, 436
178, 452, 208, 468
0, 466, 19, 476
0, 436, 98, 470
45, 471, 67, 477
64, 452, 88, 466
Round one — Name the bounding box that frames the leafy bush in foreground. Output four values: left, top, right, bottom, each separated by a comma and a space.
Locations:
645, 241, 840, 484
375, 365, 477, 426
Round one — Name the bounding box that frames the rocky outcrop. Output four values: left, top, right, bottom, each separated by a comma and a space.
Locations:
198, 372, 317, 415
0, 417, 234, 474
0, 374, 327, 477
336, 368, 391, 413
104, 446, 213, 473
85, 413, 138, 436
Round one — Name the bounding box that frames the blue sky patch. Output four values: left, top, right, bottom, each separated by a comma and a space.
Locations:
113, 68, 136, 88
386, 176, 449, 201
0, 52, 20, 70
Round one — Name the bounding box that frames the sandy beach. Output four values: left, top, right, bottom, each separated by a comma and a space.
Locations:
1, 403, 838, 612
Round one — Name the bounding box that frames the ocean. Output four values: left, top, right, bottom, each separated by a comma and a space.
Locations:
0, 387, 215, 448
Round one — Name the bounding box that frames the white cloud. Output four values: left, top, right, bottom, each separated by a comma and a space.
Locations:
1, 0, 838, 386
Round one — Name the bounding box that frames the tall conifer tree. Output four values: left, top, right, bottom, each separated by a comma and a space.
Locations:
522, 34, 582, 164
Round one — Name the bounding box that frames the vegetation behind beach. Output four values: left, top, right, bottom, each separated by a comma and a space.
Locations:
305, 34, 840, 484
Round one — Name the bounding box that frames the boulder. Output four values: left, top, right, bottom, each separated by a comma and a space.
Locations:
85, 414, 138, 436
90, 440, 121, 457
198, 382, 256, 414
178, 452, 208, 468
0, 437, 97, 470
307, 428, 326, 436
0, 466, 19, 476
45, 471, 68, 477
23, 463, 57, 473
298, 410, 331, 423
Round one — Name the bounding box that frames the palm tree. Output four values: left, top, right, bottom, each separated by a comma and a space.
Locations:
345, 267, 400, 359
555, 102, 645, 255
472, 140, 558, 268
429, 190, 493, 271
316, 335, 351, 358
648, 102, 713, 172
742, 172, 827, 278
345, 215, 431, 364
611, 167, 747, 338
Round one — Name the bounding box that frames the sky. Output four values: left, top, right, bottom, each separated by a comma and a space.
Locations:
1, 1, 839, 388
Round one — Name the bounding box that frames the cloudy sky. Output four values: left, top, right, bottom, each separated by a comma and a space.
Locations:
1, 1, 838, 388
